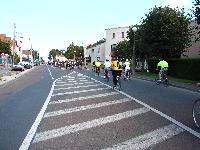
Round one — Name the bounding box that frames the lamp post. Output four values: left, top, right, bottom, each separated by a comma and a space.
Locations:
19, 36, 23, 62
131, 26, 137, 75
74, 50, 76, 60
84, 54, 87, 68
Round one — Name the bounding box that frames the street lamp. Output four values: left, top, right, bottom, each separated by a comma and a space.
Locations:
131, 26, 137, 75
84, 54, 87, 68
74, 50, 76, 60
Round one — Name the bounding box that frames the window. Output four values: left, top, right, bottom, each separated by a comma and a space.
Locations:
112, 33, 115, 38
122, 32, 124, 38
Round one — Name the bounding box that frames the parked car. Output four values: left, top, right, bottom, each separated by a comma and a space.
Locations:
22, 60, 33, 69
12, 62, 25, 71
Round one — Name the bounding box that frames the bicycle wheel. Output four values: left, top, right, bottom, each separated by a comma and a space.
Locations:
192, 99, 200, 128
155, 77, 160, 85
116, 79, 121, 91
163, 78, 169, 87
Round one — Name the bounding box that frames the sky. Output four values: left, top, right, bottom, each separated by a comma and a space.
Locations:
0, 0, 193, 61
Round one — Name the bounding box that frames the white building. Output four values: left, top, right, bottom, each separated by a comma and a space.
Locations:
105, 26, 129, 61
85, 39, 106, 63
85, 26, 130, 63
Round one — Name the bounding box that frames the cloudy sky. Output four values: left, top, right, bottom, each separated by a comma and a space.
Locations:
0, 0, 193, 60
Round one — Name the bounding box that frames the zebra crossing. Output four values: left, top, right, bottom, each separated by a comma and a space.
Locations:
24, 71, 199, 150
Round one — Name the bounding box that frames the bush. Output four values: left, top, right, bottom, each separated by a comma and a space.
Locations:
148, 58, 200, 81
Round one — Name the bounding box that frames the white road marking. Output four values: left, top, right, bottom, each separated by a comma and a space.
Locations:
102, 124, 184, 150
50, 92, 119, 104
67, 78, 75, 81
79, 80, 89, 82
46, 65, 54, 80
68, 80, 77, 83
18, 77, 59, 150
56, 81, 66, 84
80, 72, 200, 139
44, 98, 130, 118
84, 81, 95, 84
54, 84, 102, 91
54, 82, 85, 87
33, 107, 150, 143
52, 87, 110, 96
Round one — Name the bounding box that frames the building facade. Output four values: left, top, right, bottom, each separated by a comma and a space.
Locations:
182, 22, 200, 58
85, 26, 129, 63
105, 27, 129, 61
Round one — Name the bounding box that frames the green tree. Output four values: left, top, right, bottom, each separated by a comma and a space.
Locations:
193, 0, 200, 24
64, 42, 84, 59
0, 39, 11, 55
48, 49, 61, 60
129, 6, 193, 59
112, 40, 130, 61
32, 50, 39, 60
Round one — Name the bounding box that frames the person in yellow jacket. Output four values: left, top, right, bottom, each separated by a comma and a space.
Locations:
95, 59, 101, 75
111, 58, 123, 86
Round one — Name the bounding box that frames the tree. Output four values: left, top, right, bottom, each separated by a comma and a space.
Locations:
48, 49, 61, 60
0, 39, 11, 55
64, 42, 84, 59
129, 6, 193, 59
32, 50, 39, 60
193, 0, 200, 24
112, 40, 130, 61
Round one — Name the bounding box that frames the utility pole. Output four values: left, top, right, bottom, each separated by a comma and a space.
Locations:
12, 23, 16, 68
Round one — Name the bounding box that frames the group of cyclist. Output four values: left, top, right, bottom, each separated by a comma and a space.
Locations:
93, 57, 169, 88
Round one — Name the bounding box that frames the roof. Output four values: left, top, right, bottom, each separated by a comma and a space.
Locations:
22, 50, 32, 56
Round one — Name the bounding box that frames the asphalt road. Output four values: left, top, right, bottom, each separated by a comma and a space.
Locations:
0, 65, 200, 150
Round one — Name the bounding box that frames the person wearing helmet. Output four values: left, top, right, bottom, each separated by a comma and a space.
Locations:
124, 59, 131, 79
111, 58, 123, 86
104, 59, 111, 78
156, 58, 168, 81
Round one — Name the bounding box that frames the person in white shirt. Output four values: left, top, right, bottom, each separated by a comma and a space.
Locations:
104, 59, 111, 78
124, 59, 131, 79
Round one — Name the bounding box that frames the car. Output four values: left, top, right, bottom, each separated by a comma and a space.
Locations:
12, 62, 25, 71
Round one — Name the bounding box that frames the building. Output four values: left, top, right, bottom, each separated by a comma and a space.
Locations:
85, 39, 106, 63
182, 22, 200, 58
85, 26, 129, 63
105, 26, 129, 61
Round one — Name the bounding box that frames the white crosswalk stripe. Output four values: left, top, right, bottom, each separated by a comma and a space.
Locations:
44, 98, 130, 118
33, 107, 150, 143
50, 91, 119, 104
102, 124, 184, 150
25, 72, 198, 149
53, 84, 102, 91
52, 87, 110, 96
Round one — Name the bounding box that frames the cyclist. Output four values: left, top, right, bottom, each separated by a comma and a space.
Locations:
95, 59, 101, 75
156, 58, 168, 81
123, 59, 131, 79
111, 58, 123, 87
104, 59, 111, 78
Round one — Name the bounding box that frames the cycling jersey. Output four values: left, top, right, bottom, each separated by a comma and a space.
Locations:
157, 60, 168, 69
95, 61, 101, 67
112, 60, 123, 70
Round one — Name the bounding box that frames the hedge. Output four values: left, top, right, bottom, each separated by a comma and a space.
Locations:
148, 58, 200, 81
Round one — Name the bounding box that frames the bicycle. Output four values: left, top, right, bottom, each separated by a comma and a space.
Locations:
113, 75, 121, 91
192, 99, 200, 128
123, 69, 131, 80
96, 67, 100, 76
104, 69, 109, 82
155, 69, 169, 87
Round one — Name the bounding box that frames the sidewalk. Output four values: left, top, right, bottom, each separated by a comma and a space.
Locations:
133, 74, 200, 93
0, 67, 32, 86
